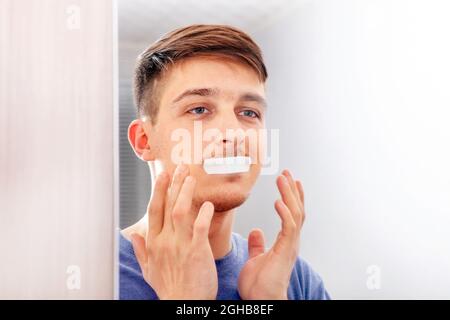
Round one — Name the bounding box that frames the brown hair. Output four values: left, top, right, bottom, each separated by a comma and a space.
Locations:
133, 24, 268, 122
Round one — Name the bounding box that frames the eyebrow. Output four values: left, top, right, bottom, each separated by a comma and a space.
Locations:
239, 92, 267, 109
171, 87, 267, 108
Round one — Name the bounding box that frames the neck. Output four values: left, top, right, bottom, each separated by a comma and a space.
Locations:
207, 209, 235, 259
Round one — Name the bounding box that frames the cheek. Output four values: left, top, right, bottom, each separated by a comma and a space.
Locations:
251, 163, 261, 176
247, 164, 261, 186
151, 126, 181, 162
151, 121, 267, 174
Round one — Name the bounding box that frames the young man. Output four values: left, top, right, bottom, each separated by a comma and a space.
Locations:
120, 24, 330, 300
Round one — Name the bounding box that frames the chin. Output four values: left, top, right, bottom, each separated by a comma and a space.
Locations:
189, 165, 259, 212
211, 194, 248, 212
194, 186, 250, 213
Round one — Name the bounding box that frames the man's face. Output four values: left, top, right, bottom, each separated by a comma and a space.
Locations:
141, 55, 266, 212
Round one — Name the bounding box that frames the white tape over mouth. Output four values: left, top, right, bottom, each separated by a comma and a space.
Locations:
203, 156, 251, 174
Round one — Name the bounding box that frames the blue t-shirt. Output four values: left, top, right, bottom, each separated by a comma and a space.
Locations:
119, 232, 330, 300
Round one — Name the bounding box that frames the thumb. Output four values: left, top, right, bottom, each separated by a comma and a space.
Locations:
248, 228, 266, 259
130, 232, 148, 273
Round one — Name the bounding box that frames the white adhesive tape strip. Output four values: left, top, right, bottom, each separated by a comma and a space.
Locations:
203, 156, 251, 174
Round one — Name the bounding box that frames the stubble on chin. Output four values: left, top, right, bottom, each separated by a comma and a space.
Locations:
193, 191, 249, 213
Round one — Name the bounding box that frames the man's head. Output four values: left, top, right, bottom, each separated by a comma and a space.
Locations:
128, 24, 268, 213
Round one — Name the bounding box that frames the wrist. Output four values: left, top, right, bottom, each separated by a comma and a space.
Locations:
160, 292, 216, 300
243, 289, 288, 300
263, 291, 288, 300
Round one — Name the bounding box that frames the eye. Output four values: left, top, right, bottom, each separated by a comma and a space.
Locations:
239, 109, 260, 118
188, 106, 210, 115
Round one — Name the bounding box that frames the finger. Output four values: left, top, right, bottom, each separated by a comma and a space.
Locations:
248, 228, 266, 259
172, 175, 196, 240
147, 171, 169, 239
192, 201, 214, 244
282, 170, 301, 206
295, 180, 306, 225
281, 170, 306, 227
295, 180, 304, 204
273, 199, 298, 255
274, 199, 296, 237
164, 164, 189, 231
130, 233, 148, 274
277, 175, 302, 226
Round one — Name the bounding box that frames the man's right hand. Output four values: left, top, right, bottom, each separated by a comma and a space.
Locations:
130, 164, 218, 300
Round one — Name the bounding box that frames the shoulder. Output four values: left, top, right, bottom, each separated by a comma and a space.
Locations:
119, 232, 158, 300
119, 231, 140, 272
289, 256, 331, 300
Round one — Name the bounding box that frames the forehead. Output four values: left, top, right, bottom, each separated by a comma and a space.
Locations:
159, 55, 266, 102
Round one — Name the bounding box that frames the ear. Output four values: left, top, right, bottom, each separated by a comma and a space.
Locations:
128, 119, 155, 161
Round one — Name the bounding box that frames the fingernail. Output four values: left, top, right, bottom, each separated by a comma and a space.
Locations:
185, 175, 195, 184
174, 164, 185, 175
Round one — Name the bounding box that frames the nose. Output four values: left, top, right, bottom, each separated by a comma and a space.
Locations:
214, 110, 246, 157
216, 108, 240, 133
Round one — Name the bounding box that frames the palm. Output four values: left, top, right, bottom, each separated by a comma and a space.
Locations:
238, 171, 306, 300
238, 247, 292, 300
